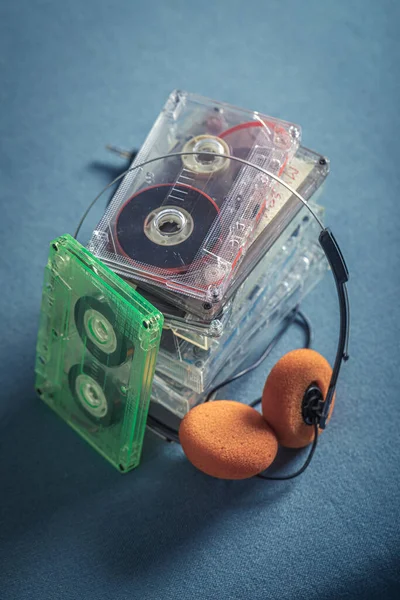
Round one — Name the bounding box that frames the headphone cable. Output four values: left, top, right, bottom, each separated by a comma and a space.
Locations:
257, 421, 319, 481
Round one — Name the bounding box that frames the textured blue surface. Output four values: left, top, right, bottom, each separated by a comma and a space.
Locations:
1, 1, 399, 598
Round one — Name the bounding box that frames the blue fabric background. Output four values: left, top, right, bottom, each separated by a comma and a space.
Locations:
1, 1, 399, 598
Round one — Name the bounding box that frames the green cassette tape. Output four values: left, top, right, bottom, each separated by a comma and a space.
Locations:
35, 234, 163, 472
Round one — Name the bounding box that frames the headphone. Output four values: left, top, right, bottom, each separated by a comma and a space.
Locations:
78, 150, 350, 481
179, 347, 334, 480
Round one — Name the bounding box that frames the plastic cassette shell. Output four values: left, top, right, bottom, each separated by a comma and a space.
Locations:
89, 90, 301, 309
35, 235, 163, 472
142, 145, 329, 339
137, 145, 329, 322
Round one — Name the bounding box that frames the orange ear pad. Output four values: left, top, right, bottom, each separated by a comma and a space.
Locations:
262, 348, 334, 449
179, 400, 278, 480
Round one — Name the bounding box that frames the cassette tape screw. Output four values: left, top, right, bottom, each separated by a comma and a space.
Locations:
193, 346, 208, 358
270, 159, 280, 171
204, 265, 225, 286
289, 125, 301, 140
210, 287, 222, 302
145, 171, 155, 185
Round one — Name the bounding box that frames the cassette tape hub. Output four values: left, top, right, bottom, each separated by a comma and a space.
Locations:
35, 235, 163, 472
89, 91, 302, 313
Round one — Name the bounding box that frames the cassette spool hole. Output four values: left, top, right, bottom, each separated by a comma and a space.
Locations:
75, 373, 108, 418
159, 220, 180, 234
116, 182, 219, 271
144, 206, 194, 246
83, 308, 117, 354
156, 209, 185, 234
75, 297, 131, 367
182, 135, 230, 175
193, 137, 226, 164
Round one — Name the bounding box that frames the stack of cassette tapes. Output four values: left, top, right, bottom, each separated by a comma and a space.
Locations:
34, 91, 331, 471
87, 91, 330, 427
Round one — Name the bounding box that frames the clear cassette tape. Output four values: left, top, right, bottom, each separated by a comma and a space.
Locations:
88, 90, 301, 310
138, 144, 329, 322
155, 205, 327, 394
35, 235, 163, 472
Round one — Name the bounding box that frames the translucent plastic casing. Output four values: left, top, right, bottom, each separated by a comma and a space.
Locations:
89, 90, 301, 309
35, 235, 163, 472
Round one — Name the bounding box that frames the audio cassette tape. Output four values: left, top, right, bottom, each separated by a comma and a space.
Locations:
35, 235, 163, 472
88, 91, 301, 309
135, 145, 329, 321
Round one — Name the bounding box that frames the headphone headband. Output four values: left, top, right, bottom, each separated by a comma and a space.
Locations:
318, 229, 349, 427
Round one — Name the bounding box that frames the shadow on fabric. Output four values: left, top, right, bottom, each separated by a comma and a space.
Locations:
0, 391, 305, 572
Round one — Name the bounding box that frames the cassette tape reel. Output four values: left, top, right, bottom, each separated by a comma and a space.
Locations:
89, 91, 301, 307
35, 235, 163, 472
115, 183, 220, 273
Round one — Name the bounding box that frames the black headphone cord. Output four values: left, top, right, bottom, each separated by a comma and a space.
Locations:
257, 421, 319, 481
